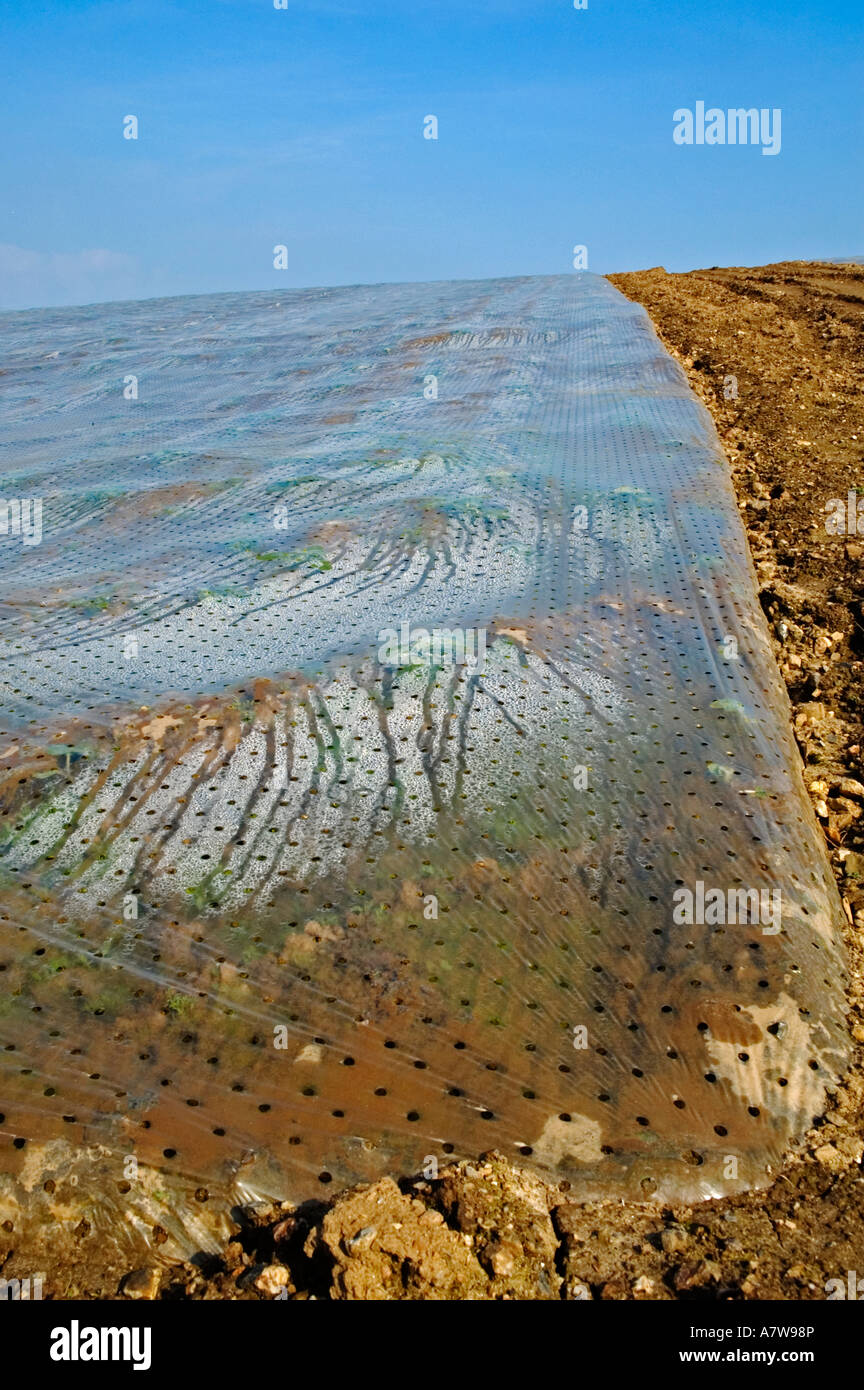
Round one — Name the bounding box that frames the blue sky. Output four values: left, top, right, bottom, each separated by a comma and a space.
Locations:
1, 0, 862, 309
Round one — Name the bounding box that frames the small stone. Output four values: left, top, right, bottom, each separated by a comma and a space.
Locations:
121, 1267, 162, 1300
674, 1259, 721, 1292
633, 1275, 654, 1295
253, 1264, 293, 1297
814, 1143, 845, 1171
343, 1224, 376, 1254
483, 1239, 520, 1279
844, 852, 864, 881
272, 1214, 298, 1245
837, 778, 864, 800
660, 1226, 689, 1255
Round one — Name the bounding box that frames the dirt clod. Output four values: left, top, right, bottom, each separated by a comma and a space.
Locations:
120, 1267, 162, 1300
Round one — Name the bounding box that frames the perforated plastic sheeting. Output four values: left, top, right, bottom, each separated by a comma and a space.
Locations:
0, 273, 849, 1255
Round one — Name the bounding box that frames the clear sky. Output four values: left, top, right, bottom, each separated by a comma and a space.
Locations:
1, 0, 862, 309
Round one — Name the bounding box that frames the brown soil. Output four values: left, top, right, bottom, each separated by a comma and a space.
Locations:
8, 261, 864, 1301
106, 1147, 864, 1302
